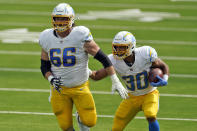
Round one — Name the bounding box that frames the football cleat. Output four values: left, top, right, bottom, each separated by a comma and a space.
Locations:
52, 3, 75, 32
112, 31, 136, 59
76, 112, 90, 131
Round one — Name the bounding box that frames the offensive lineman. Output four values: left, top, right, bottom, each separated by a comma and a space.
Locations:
39, 3, 128, 131
89, 31, 169, 131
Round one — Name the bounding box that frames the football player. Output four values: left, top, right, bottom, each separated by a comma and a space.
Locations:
89, 31, 169, 131
39, 3, 128, 131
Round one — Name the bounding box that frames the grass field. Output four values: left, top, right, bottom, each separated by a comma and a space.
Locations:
0, 0, 197, 130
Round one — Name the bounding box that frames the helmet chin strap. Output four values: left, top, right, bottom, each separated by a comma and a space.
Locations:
55, 24, 71, 32
55, 28, 72, 38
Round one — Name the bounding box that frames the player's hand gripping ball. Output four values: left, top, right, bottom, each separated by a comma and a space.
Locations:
149, 68, 168, 87
148, 68, 163, 83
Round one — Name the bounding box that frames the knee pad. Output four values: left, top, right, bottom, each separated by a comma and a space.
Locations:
59, 123, 73, 131
79, 111, 97, 127
81, 116, 97, 127
144, 109, 157, 118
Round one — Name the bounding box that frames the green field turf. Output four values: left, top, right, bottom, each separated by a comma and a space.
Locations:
0, 0, 197, 130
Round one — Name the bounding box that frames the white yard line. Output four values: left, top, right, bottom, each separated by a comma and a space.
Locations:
0, 88, 197, 98
91, 91, 197, 98
0, 1, 197, 10
95, 38, 197, 45
1, 37, 197, 45
171, 0, 197, 2
1, 20, 197, 32
0, 67, 197, 78
170, 74, 197, 78
0, 10, 49, 16
160, 93, 197, 98
3, 10, 197, 21
0, 111, 53, 116
0, 50, 40, 55
0, 22, 197, 33
0, 22, 46, 27
0, 88, 49, 92
160, 56, 197, 61
89, 25, 197, 33
1, 50, 197, 61
0, 68, 40, 72
0, 110, 196, 122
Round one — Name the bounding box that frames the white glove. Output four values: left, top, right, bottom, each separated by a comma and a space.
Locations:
111, 74, 128, 99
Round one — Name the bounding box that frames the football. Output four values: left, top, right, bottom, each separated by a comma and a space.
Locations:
148, 68, 163, 83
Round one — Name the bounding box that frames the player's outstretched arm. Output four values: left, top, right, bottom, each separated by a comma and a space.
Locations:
84, 40, 115, 75
84, 40, 128, 99
89, 68, 108, 80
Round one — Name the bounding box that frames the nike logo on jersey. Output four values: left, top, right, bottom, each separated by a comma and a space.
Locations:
80, 87, 85, 91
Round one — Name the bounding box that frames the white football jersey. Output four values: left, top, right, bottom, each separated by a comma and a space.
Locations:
108, 46, 158, 96
39, 26, 93, 87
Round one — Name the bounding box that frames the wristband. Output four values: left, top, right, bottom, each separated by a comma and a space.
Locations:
40, 59, 52, 77
48, 75, 54, 82
163, 74, 169, 81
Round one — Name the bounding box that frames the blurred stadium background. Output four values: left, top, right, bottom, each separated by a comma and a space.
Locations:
0, 0, 197, 130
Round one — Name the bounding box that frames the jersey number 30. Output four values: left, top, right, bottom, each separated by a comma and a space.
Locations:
50, 48, 76, 67
122, 71, 149, 91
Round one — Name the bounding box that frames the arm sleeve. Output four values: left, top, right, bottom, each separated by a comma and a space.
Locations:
94, 49, 112, 68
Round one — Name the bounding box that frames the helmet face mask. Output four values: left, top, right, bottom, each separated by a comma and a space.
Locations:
52, 3, 75, 32
112, 31, 136, 60
112, 44, 131, 58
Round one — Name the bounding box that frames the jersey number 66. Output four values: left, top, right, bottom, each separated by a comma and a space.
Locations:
49, 47, 76, 67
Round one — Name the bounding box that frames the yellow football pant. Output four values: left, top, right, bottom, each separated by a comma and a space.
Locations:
50, 81, 97, 130
112, 89, 159, 131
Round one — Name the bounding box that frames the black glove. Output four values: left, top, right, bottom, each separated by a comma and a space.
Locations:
50, 77, 63, 93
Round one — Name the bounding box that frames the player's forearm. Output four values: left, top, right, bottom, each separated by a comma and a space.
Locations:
90, 69, 108, 80
162, 62, 169, 76
152, 58, 169, 76
105, 66, 116, 76
157, 60, 169, 76
45, 71, 53, 80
